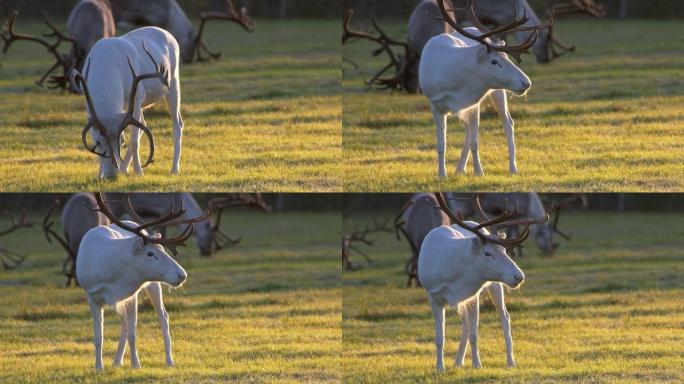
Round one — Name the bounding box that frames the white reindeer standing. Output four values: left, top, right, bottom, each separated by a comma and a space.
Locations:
72, 27, 183, 178
419, 0, 553, 178
419, 193, 548, 370
76, 193, 208, 371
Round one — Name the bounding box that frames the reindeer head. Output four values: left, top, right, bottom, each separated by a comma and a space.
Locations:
433, 193, 550, 288
89, 193, 210, 287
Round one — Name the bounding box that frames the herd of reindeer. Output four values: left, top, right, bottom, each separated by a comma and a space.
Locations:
0, 0, 253, 179
0, 192, 268, 370
344, 0, 604, 178
343, 192, 587, 370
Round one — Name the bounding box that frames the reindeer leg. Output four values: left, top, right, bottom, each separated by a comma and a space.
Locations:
464, 106, 483, 176
146, 282, 175, 367
489, 90, 517, 174
88, 298, 104, 372
431, 104, 448, 178
113, 304, 128, 367
124, 295, 141, 368
488, 283, 516, 368
429, 296, 446, 371
165, 75, 184, 175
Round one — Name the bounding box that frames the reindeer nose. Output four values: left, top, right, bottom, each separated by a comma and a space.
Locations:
521, 79, 531, 91
177, 270, 187, 283
514, 271, 525, 284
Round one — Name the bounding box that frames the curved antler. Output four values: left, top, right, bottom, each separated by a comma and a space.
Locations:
92, 193, 209, 256
116, 41, 169, 168
432, 0, 555, 63
42, 199, 80, 286
1, 11, 77, 90
0, 209, 33, 270
342, 9, 414, 90
209, 194, 270, 250
193, 0, 254, 62
434, 193, 548, 251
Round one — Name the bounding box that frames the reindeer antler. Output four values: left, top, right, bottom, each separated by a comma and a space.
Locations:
543, 0, 605, 60
547, 194, 587, 241
0, 209, 33, 270
91, 193, 209, 256
342, 217, 392, 271
193, 0, 254, 62
432, 0, 554, 63
1, 11, 77, 90
42, 199, 81, 286
434, 193, 548, 253
342, 9, 415, 90
208, 194, 270, 250
75, 42, 166, 168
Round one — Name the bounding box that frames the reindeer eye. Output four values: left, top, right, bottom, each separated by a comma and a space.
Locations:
490, 59, 499, 65
146, 251, 155, 257
484, 251, 493, 257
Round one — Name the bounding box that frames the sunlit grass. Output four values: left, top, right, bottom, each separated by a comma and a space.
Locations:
0, 210, 340, 383
342, 211, 684, 383
342, 19, 684, 191
0, 19, 340, 192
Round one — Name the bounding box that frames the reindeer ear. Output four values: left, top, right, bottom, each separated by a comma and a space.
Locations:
476, 45, 488, 64
471, 237, 483, 253
129, 237, 145, 255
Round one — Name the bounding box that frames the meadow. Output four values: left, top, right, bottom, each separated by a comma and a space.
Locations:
0, 209, 340, 383
342, 19, 684, 192
0, 18, 340, 192
342, 210, 684, 383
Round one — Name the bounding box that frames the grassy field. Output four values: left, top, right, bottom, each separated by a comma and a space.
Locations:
342, 20, 684, 192
0, 209, 340, 383
0, 19, 340, 192
342, 210, 684, 383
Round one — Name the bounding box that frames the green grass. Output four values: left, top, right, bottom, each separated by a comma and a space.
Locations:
0, 210, 340, 383
0, 19, 340, 192
342, 211, 684, 383
342, 19, 684, 192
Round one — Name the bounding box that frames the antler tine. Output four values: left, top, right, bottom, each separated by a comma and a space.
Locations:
394, 199, 414, 241
0, 209, 33, 237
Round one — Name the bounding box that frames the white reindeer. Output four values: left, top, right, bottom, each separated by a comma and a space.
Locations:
419, 193, 547, 370
72, 26, 183, 179
76, 194, 207, 371
419, 0, 552, 178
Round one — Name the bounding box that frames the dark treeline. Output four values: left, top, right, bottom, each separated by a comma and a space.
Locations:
344, 0, 684, 19
344, 194, 684, 213
0, 0, 342, 20
0, 193, 342, 213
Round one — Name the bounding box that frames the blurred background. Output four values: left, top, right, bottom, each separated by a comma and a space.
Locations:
344, 0, 684, 19
0, 0, 343, 19
344, 193, 684, 212
0, 193, 342, 211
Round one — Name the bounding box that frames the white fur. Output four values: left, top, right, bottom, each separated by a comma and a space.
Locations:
79, 26, 184, 179
419, 28, 531, 178
418, 222, 525, 371
76, 221, 187, 371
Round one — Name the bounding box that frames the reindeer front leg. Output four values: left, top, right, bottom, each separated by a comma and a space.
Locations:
124, 295, 141, 368
430, 104, 448, 179
87, 298, 104, 372
489, 90, 517, 174
429, 296, 446, 371
466, 295, 482, 368
166, 76, 184, 175
113, 304, 129, 367
487, 283, 516, 367
146, 282, 175, 367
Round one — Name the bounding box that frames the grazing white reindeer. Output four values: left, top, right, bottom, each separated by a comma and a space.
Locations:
72, 27, 183, 179
76, 194, 207, 371
419, 0, 552, 178
419, 193, 547, 370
